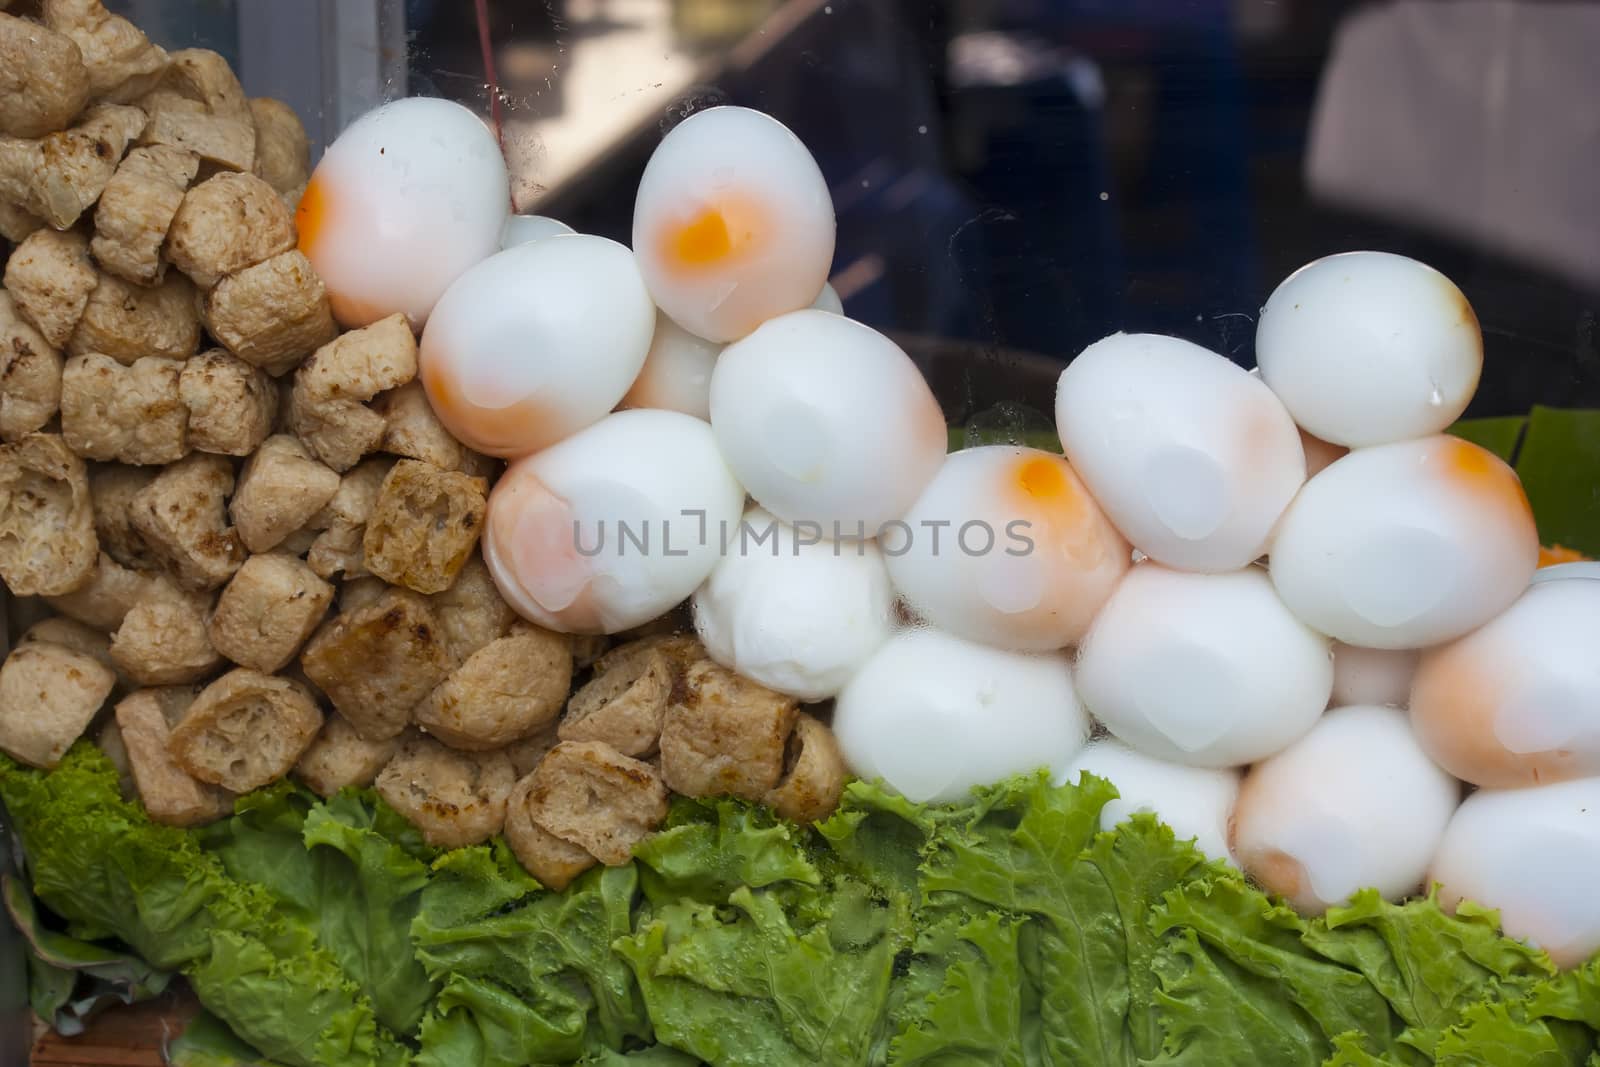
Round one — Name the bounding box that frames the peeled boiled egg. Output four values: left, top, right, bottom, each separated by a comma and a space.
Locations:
1268, 435, 1538, 649
812, 282, 843, 315
297, 96, 510, 330
1409, 575, 1600, 788
1232, 704, 1459, 913
420, 235, 655, 458
884, 446, 1130, 651
1429, 776, 1600, 968
502, 214, 576, 248
692, 505, 895, 701
1330, 644, 1418, 708
1256, 251, 1482, 447
709, 309, 946, 531
1055, 333, 1306, 572
1059, 738, 1239, 861
633, 106, 835, 343
1075, 563, 1332, 768
618, 310, 722, 421
833, 628, 1090, 804
484, 409, 744, 634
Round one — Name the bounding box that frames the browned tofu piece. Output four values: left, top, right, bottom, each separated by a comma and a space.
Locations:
763, 713, 847, 824
0, 199, 44, 243
337, 574, 388, 614
44, 551, 155, 631
289, 314, 418, 470
521, 741, 669, 865
129, 451, 245, 590
87, 463, 157, 569
0, 642, 115, 768
168, 668, 322, 793
0, 12, 91, 138
294, 712, 400, 798
249, 98, 308, 195
3, 228, 96, 348
304, 456, 392, 580
41, 0, 168, 104
559, 644, 669, 758
504, 774, 597, 891
165, 172, 295, 289
504, 721, 560, 778
0, 291, 62, 443
567, 633, 611, 671
414, 624, 572, 751
363, 460, 486, 594
109, 582, 221, 685
202, 250, 335, 376
67, 271, 200, 364
132, 49, 251, 169
428, 552, 517, 665
299, 588, 452, 741
374, 382, 488, 474
593, 633, 704, 679
180, 349, 275, 456
0, 432, 97, 596
115, 686, 232, 826
61, 353, 188, 464
19, 615, 115, 675
375, 735, 516, 848
660, 660, 799, 802
90, 144, 197, 285
229, 435, 339, 553
208, 553, 333, 672
0, 103, 146, 229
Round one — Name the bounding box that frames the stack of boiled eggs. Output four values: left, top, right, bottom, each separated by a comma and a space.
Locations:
300, 97, 1600, 967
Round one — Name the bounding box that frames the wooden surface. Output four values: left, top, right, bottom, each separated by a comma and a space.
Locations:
29, 988, 200, 1066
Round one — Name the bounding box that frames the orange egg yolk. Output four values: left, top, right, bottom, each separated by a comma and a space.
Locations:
295, 176, 328, 254
662, 196, 764, 270
1539, 544, 1590, 568
1017, 455, 1067, 499
1441, 437, 1531, 514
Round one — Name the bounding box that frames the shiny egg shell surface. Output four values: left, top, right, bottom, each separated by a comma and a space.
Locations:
619, 310, 722, 421
502, 214, 576, 248
1059, 738, 1239, 862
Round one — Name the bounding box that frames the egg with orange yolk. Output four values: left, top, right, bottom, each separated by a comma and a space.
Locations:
708, 309, 946, 532
419, 234, 655, 458
884, 446, 1130, 651
1055, 333, 1307, 572
1231, 704, 1459, 914
297, 97, 509, 330
1429, 776, 1600, 969
483, 409, 744, 635
632, 106, 835, 343
1075, 562, 1332, 768
618, 310, 722, 421
1268, 435, 1538, 649
1409, 575, 1600, 788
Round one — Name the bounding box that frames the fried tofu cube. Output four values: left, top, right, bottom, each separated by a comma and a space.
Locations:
362, 460, 486, 594
299, 588, 452, 741
504, 722, 560, 778
20, 615, 115, 676
90, 144, 197, 285
593, 633, 704, 678
659, 660, 799, 802
44, 551, 156, 631
0, 642, 115, 768
559, 645, 669, 758
414, 624, 572, 751
294, 713, 400, 798
165, 172, 295, 289
3, 228, 96, 348
763, 713, 847, 825
68, 271, 201, 364
168, 668, 323, 793
129, 451, 245, 590
374, 735, 516, 849
304, 457, 392, 580
229, 434, 339, 553
0, 433, 97, 596
521, 741, 669, 865
180, 349, 276, 456
109, 582, 222, 685
428, 552, 517, 665
504, 775, 596, 891
0, 103, 146, 229
61, 353, 188, 464
202, 250, 335, 376
41, 0, 169, 104
0, 199, 44, 243
289, 314, 417, 470
249, 98, 308, 195
133, 49, 251, 170
115, 686, 233, 826
0, 11, 91, 139
208, 553, 333, 672
373, 382, 489, 474
0, 291, 62, 443
88, 464, 158, 570
337, 575, 388, 614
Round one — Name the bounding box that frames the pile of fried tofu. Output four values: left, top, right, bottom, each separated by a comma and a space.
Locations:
0, 0, 846, 890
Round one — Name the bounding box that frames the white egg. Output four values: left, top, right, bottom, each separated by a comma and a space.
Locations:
1058, 738, 1239, 861
501, 214, 576, 248
1430, 777, 1600, 968
1268, 435, 1538, 649
297, 97, 509, 330
618, 310, 722, 421
884, 446, 1130, 651
419, 235, 654, 458
692, 506, 894, 701
483, 409, 744, 634
1055, 333, 1306, 572
833, 628, 1090, 804
1075, 563, 1332, 767
811, 282, 843, 315
1410, 576, 1600, 788
709, 309, 946, 532
1330, 644, 1418, 708
1531, 561, 1600, 584
1256, 252, 1482, 448
1232, 705, 1459, 913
